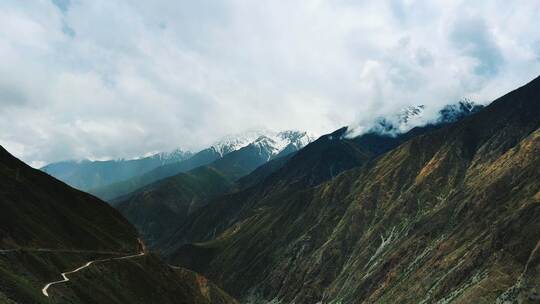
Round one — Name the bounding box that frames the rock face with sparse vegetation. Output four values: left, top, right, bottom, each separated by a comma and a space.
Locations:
161, 76, 540, 303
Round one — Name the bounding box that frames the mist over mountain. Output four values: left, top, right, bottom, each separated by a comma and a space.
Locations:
2, 76, 540, 304
158, 75, 540, 304
2, 1, 540, 303
351, 100, 484, 138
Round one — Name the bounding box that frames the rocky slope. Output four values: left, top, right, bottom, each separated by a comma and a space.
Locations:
157, 102, 480, 253
164, 76, 540, 303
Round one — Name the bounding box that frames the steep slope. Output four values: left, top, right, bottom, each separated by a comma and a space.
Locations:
59, 255, 238, 304
114, 135, 307, 248
0, 146, 237, 304
113, 131, 315, 249
116, 166, 233, 247
235, 152, 296, 190
158, 122, 454, 252
167, 76, 540, 303
41, 149, 192, 191
0, 145, 138, 251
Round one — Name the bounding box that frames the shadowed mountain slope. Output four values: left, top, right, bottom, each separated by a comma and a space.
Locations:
116, 166, 234, 247
0, 146, 237, 304
166, 76, 540, 303
157, 121, 455, 252
0, 145, 138, 252
114, 137, 305, 248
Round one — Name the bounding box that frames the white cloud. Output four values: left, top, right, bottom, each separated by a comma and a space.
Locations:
0, 0, 539, 166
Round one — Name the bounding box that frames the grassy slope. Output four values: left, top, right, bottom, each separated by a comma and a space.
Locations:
0, 251, 238, 304
169, 76, 540, 303
0, 146, 139, 252
0, 147, 238, 304
116, 166, 234, 247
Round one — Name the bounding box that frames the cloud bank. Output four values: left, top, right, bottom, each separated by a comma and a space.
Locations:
0, 0, 539, 166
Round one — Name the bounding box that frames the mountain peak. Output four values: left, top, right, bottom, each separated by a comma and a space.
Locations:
151, 148, 193, 163
367, 101, 482, 137
437, 98, 483, 123
212, 129, 314, 158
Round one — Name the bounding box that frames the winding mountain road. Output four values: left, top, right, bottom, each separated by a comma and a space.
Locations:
40, 239, 147, 297
41, 250, 145, 297
1, 239, 148, 297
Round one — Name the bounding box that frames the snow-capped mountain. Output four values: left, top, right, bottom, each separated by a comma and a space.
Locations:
151, 148, 193, 164
437, 99, 483, 123
370, 105, 426, 135
210, 130, 271, 157
369, 100, 482, 136
211, 130, 315, 159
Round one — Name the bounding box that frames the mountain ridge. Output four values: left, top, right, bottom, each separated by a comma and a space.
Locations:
89, 130, 313, 202
0, 145, 239, 304
162, 75, 540, 303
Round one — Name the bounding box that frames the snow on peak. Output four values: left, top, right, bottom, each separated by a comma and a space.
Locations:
211, 129, 315, 158
367, 100, 482, 137
370, 105, 426, 135
151, 148, 193, 164
211, 129, 270, 157
437, 99, 483, 123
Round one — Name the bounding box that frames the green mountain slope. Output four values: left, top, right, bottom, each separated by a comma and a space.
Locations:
0, 145, 138, 251
167, 76, 540, 303
0, 146, 237, 304
116, 166, 234, 247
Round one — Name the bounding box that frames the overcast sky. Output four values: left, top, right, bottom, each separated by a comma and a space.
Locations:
1, 0, 540, 167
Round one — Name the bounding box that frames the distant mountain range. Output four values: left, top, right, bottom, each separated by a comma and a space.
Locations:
110, 131, 314, 246
41, 149, 193, 191
4, 76, 540, 304
85, 130, 314, 201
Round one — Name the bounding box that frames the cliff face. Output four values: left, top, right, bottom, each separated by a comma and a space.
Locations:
168, 76, 540, 303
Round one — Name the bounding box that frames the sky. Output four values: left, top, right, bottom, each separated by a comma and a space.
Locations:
1, 0, 540, 167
